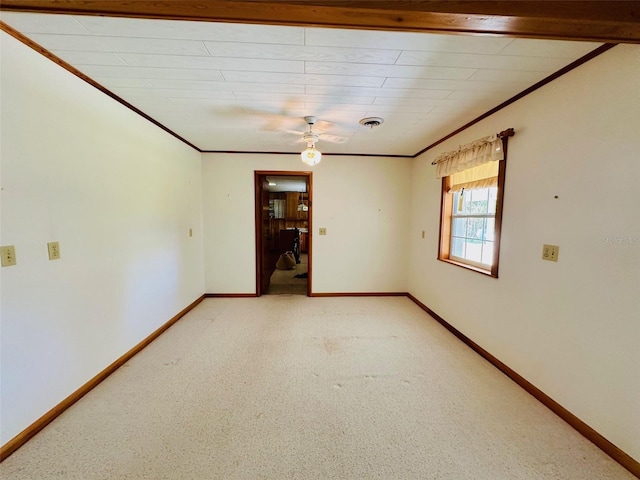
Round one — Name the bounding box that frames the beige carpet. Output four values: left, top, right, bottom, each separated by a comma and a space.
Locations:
0, 296, 634, 479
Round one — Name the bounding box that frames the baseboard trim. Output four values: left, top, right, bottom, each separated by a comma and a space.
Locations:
310, 292, 407, 297
0, 294, 206, 463
204, 293, 258, 298
205, 292, 406, 298
406, 293, 640, 478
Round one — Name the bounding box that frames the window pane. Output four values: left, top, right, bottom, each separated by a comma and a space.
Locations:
465, 239, 483, 263
481, 241, 494, 265
452, 218, 467, 237
486, 218, 495, 241
487, 187, 498, 214
455, 186, 498, 216
451, 235, 494, 268
467, 217, 483, 239
473, 218, 487, 241
452, 192, 461, 214
451, 236, 465, 257
468, 188, 489, 214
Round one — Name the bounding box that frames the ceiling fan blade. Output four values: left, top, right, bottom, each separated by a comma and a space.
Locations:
284, 129, 306, 136
262, 116, 293, 131
307, 119, 341, 134
319, 134, 349, 144
223, 105, 291, 130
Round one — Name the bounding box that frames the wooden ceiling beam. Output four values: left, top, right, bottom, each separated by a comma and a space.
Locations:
1, 0, 639, 43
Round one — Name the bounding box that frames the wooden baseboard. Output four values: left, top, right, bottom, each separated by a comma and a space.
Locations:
309, 292, 407, 297
205, 292, 406, 298
204, 293, 258, 298
205, 292, 405, 298
406, 293, 640, 478
0, 294, 206, 463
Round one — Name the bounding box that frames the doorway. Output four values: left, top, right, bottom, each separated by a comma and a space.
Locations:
255, 171, 312, 296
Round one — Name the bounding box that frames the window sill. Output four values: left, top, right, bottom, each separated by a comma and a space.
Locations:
437, 257, 497, 278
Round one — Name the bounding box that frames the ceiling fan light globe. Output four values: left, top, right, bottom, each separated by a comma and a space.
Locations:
301, 147, 322, 166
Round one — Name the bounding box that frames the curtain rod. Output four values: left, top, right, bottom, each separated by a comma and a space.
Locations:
431, 128, 515, 165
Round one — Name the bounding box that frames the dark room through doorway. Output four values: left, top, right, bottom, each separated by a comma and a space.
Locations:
255, 171, 312, 296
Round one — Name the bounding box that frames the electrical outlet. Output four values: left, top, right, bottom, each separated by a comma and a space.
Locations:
542, 244, 559, 262
47, 241, 61, 260
1, 245, 17, 267
319, 227, 327, 235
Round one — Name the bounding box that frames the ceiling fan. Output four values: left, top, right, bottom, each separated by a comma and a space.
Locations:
225, 100, 348, 141
289, 115, 348, 145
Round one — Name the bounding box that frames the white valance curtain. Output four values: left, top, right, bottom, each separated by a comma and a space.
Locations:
434, 135, 504, 179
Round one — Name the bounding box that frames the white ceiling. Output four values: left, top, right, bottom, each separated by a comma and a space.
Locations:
1, 12, 602, 156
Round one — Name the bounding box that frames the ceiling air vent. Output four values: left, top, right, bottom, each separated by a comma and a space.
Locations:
359, 117, 384, 128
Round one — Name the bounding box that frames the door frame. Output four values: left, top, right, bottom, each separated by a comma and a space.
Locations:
254, 170, 313, 296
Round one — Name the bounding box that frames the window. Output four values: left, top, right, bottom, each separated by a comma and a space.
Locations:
436, 130, 513, 277
451, 186, 498, 268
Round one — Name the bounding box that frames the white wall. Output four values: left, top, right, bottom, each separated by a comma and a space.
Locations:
202, 153, 411, 294
408, 44, 640, 461
0, 33, 205, 444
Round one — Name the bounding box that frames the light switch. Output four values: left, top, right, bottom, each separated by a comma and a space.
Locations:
1, 245, 17, 267
48, 241, 61, 260
542, 244, 559, 262
319, 227, 327, 235
189, 228, 193, 237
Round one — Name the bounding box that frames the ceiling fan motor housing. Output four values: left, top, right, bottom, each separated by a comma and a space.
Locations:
303, 116, 320, 145
303, 131, 320, 144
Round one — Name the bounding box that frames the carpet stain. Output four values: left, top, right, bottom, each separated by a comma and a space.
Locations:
323, 337, 340, 354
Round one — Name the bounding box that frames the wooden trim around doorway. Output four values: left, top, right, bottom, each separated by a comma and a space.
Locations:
255, 170, 312, 296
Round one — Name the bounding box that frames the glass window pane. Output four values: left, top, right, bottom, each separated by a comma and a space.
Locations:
452, 218, 467, 237
465, 240, 483, 263
467, 217, 483, 239
469, 188, 488, 214
488, 186, 498, 214
471, 217, 485, 241
486, 218, 495, 241
452, 192, 461, 214
451, 236, 465, 257
471, 188, 488, 213
481, 241, 494, 265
